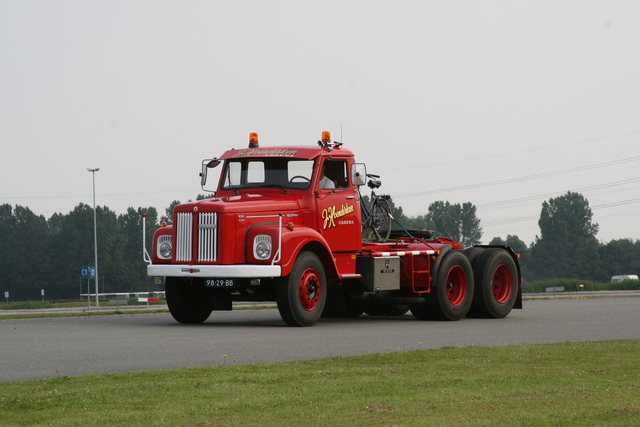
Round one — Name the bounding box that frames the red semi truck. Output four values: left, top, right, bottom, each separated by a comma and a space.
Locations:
144, 132, 522, 326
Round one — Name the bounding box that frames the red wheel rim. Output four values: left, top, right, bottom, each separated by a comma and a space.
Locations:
298, 268, 321, 311
492, 264, 513, 303
445, 265, 468, 306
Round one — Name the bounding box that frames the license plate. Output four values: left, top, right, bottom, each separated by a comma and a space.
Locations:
205, 278, 235, 287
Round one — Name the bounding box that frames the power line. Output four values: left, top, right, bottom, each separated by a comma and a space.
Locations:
596, 211, 640, 221
591, 198, 640, 209
484, 210, 640, 241
477, 178, 640, 209
394, 155, 640, 200
466, 198, 640, 228
482, 215, 539, 227
480, 200, 640, 234
379, 129, 640, 174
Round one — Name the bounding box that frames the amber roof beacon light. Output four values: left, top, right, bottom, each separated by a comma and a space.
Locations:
249, 132, 259, 148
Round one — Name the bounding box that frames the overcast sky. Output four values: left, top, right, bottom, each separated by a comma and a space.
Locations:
1, 1, 639, 245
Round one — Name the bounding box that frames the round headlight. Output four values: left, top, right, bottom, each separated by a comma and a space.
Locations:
159, 241, 172, 259
255, 240, 272, 259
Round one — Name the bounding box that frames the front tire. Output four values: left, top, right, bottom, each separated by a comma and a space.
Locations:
165, 277, 213, 324
277, 251, 327, 326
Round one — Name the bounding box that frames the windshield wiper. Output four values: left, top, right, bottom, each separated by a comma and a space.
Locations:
256, 184, 290, 194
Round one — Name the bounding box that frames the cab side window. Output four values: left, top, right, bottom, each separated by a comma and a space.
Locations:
320, 160, 348, 189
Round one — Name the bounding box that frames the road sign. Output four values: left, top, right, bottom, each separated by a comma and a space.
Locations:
81, 266, 96, 279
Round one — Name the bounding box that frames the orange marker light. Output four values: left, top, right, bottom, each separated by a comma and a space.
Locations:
249, 132, 259, 148
322, 131, 331, 143
287, 222, 295, 231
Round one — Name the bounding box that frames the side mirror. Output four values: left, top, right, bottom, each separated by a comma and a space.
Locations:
200, 162, 208, 186
201, 158, 221, 186
352, 163, 367, 187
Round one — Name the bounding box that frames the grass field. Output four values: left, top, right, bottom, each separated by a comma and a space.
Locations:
1, 340, 638, 426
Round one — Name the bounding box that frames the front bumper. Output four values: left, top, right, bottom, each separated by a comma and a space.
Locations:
147, 264, 282, 278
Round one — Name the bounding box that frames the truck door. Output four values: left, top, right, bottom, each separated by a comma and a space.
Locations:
315, 159, 362, 253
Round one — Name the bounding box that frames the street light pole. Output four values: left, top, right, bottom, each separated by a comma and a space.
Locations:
87, 168, 100, 308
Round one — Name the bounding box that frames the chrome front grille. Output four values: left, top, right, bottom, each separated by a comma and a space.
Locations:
198, 212, 217, 262
175, 212, 193, 262
175, 212, 217, 262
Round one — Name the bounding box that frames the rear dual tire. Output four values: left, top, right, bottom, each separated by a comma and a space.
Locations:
410, 251, 474, 321
468, 248, 519, 318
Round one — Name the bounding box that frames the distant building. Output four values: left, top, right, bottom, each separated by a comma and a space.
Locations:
611, 275, 639, 283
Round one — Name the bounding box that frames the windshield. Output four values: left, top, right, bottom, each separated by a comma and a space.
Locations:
221, 158, 314, 191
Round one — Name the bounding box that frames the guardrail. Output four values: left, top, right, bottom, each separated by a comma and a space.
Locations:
80, 291, 166, 300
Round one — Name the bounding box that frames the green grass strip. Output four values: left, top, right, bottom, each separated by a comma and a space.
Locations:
1, 340, 639, 426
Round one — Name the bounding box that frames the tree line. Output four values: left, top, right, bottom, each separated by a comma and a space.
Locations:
1, 191, 639, 301
0, 203, 160, 301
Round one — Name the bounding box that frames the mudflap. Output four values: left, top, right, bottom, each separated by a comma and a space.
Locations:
514, 282, 523, 309
323, 278, 346, 314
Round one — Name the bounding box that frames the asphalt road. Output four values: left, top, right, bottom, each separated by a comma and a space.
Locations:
1, 296, 639, 383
